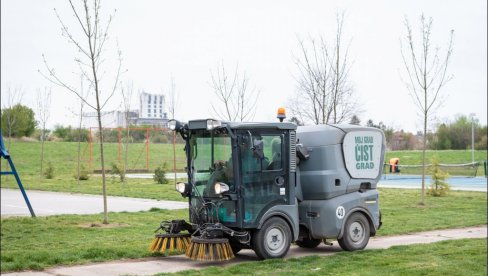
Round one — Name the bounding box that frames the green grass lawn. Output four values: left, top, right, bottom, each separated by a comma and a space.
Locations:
1, 140, 486, 201
1, 140, 189, 201
3, 141, 487, 178
378, 188, 487, 235
385, 150, 487, 165
0, 209, 189, 272
1, 140, 187, 175
1, 189, 486, 272
384, 150, 487, 176
164, 238, 487, 276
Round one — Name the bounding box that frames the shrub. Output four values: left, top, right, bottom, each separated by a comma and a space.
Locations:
52, 125, 89, 142
33, 128, 51, 141
0, 104, 37, 137
151, 133, 168, 143
154, 164, 168, 184
427, 158, 450, 197
44, 161, 55, 179
73, 164, 90, 181
111, 162, 125, 182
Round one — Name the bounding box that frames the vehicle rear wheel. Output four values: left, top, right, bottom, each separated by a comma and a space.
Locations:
338, 212, 370, 251
296, 237, 322, 248
252, 217, 291, 259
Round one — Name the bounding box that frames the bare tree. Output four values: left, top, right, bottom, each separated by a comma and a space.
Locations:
1, 84, 24, 175
290, 13, 358, 125
165, 76, 179, 181
40, 0, 122, 224
292, 35, 331, 124
72, 74, 90, 185
210, 61, 259, 122
349, 115, 360, 125
36, 87, 52, 180
1, 84, 24, 150
400, 14, 454, 204
166, 76, 178, 120
120, 80, 134, 180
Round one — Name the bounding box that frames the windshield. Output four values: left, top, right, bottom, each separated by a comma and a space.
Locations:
189, 129, 233, 197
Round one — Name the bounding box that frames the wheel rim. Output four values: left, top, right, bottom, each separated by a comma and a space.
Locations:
348, 221, 365, 244
265, 226, 286, 254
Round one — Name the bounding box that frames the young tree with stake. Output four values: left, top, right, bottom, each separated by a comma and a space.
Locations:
40, 0, 123, 224
120, 80, 134, 181
400, 14, 454, 205
36, 87, 52, 181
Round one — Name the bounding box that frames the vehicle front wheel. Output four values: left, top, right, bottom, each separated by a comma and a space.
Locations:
252, 217, 291, 259
338, 212, 370, 251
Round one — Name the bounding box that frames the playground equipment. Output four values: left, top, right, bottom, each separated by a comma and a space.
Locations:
0, 133, 35, 217
150, 108, 385, 261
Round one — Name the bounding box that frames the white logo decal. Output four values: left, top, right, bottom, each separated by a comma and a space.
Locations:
336, 206, 345, 219
343, 131, 383, 179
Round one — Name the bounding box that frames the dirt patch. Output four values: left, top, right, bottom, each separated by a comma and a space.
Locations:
79, 222, 129, 228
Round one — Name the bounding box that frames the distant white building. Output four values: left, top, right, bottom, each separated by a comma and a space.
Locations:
140, 92, 166, 119
137, 91, 168, 127
82, 92, 168, 128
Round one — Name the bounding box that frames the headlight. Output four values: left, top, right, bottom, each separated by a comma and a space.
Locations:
175, 182, 189, 194
206, 119, 221, 130
214, 182, 229, 195
168, 119, 181, 131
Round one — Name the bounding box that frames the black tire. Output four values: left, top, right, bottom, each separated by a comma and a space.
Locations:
252, 217, 291, 259
338, 212, 370, 251
296, 237, 322, 248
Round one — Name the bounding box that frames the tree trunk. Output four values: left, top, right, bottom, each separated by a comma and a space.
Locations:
92, 55, 108, 224
124, 126, 129, 181
420, 113, 427, 205
173, 131, 177, 182
77, 128, 82, 186
97, 109, 109, 224
6, 127, 12, 172
40, 129, 45, 181
76, 140, 81, 185
7, 125, 13, 151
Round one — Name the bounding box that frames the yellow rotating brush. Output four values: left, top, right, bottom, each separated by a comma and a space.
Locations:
185, 237, 235, 261
149, 233, 191, 254
149, 220, 195, 254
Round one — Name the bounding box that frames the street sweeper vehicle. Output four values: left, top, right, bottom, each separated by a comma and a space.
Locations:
150, 110, 385, 261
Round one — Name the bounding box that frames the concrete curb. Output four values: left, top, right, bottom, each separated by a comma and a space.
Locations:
3, 225, 486, 276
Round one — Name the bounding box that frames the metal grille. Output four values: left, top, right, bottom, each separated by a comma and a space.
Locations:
289, 131, 296, 172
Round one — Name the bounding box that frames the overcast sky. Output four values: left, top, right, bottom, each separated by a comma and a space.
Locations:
1, 0, 487, 132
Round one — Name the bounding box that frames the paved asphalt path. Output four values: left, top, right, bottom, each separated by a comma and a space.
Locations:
0, 188, 187, 217
3, 226, 486, 276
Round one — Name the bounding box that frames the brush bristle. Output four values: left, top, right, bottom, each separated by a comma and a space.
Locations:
185, 237, 235, 261
149, 234, 191, 254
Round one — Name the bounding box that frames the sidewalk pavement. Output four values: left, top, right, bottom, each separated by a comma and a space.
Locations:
3, 225, 486, 276
1, 188, 187, 217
